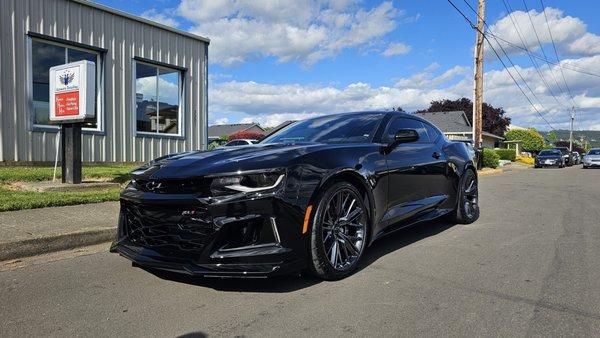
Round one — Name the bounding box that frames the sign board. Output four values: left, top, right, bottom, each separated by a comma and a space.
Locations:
49, 60, 95, 123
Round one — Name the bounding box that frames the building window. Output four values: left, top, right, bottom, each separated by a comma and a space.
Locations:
134, 61, 182, 136
30, 38, 102, 130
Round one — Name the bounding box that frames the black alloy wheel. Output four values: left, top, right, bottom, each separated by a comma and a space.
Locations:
449, 169, 480, 224
309, 182, 368, 280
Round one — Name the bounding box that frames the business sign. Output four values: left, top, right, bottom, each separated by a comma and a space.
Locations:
49, 61, 95, 123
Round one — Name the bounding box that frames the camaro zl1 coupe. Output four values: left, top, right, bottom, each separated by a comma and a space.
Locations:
111, 112, 479, 280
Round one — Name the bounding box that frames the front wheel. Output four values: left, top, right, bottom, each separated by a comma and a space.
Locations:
448, 169, 480, 224
308, 182, 368, 280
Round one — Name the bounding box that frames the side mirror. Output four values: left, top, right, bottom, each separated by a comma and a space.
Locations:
394, 129, 419, 144
385, 129, 419, 153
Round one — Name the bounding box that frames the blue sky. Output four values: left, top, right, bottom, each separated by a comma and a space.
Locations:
96, 0, 600, 130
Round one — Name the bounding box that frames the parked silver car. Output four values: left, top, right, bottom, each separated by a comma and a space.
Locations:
582, 149, 600, 168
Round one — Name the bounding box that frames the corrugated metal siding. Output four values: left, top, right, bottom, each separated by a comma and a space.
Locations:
0, 0, 208, 162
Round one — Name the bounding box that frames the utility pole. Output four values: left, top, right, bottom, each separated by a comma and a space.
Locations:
569, 106, 575, 152
473, 0, 485, 153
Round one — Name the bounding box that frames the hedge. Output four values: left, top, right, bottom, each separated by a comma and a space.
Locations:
495, 148, 516, 161
483, 148, 500, 168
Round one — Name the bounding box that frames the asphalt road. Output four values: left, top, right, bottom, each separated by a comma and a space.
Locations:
2, 166, 600, 337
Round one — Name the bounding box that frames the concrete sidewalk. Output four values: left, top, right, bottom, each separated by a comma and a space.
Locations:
0, 202, 118, 261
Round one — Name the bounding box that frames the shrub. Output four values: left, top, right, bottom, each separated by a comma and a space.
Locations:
228, 130, 265, 141
516, 156, 534, 165
207, 141, 220, 150
482, 148, 500, 168
495, 148, 516, 161
505, 129, 545, 153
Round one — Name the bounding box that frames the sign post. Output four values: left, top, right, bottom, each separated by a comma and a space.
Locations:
49, 61, 95, 184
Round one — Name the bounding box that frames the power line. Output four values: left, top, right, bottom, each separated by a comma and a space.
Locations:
461, 0, 559, 127
500, 0, 567, 111
484, 32, 600, 79
539, 0, 577, 109
447, 0, 556, 130
522, 0, 565, 93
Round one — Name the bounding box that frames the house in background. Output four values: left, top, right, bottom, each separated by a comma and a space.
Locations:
208, 123, 266, 142
414, 111, 505, 148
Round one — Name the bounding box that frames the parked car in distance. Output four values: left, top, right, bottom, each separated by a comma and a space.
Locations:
111, 111, 479, 280
224, 139, 259, 146
571, 151, 581, 165
535, 149, 565, 168
583, 148, 600, 168
551, 147, 574, 166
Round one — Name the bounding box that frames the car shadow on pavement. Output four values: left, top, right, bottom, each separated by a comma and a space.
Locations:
144, 219, 457, 293
356, 219, 456, 274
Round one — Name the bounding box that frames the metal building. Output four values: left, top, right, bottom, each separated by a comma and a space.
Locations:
0, 0, 209, 163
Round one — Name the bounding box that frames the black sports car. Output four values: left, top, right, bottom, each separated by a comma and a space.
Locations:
534, 149, 565, 168
111, 112, 479, 280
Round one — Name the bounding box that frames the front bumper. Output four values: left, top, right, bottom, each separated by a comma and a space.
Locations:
111, 187, 308, 277
535, 161, 561, 167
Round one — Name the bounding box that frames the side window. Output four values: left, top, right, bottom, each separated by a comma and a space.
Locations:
384, 117, 429, 142
135, 61, 183, 136
424, 122, 441, 142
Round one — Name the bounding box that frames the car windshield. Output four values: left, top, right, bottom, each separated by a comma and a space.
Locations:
588, 149, 600, 155
262, 113, 384, 144
539, 150, 560, 156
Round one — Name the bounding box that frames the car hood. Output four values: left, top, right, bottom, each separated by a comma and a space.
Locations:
131, 142, 328, 180
585, 155, 600, 160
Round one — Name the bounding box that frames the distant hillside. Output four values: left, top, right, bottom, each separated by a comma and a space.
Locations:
539, 130, 600, 148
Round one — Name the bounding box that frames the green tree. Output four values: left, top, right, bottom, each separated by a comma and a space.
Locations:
547, 131, 558, 144
505, 129, 545, 153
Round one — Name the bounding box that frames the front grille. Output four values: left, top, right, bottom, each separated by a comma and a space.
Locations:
121, 201, 216, 257
132, 177, 213, 195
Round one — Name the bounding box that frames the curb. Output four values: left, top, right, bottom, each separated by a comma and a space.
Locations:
0, 227, 115, 262
477, 168, 504, 177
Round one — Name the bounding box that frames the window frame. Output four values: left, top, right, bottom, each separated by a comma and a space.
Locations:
382, 116, 432, 144
27, 34, 105, 135
132, 58, 185, 139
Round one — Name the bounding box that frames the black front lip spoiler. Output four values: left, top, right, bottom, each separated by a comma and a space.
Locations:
110, 242, 304, 278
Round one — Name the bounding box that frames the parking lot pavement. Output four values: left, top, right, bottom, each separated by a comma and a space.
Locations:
1, 166, 600, 337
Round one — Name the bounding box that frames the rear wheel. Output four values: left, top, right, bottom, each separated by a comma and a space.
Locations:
308, 182, 368, 280
448, 169, 479, 224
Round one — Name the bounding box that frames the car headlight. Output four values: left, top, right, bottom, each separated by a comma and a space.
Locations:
210, 171, 285, 195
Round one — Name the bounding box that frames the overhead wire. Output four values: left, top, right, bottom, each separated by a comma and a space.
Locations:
446, 0, 556, 130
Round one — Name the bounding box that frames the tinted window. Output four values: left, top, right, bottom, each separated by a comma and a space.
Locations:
383, 117, 429, 142
539, 150, 561, 156
263, 113, 383, 144
588, 149, 600, 155
424, 122, 441, 142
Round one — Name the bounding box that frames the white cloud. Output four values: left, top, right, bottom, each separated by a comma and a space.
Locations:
173, 0, 404, 65
210, 53, 600, 130
488, 7, 600, 58
212, 117, 230, 125
141, 9, 180, 28
382, 42, 411, 57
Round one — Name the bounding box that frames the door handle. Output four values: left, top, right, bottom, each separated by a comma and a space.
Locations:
432, 152, 441, 159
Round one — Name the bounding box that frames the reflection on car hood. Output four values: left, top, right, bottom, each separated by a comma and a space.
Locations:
131, 142, 327, 180
585, 155, 600, 160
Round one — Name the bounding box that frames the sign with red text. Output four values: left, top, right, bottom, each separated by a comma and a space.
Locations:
49, 61, 95, 122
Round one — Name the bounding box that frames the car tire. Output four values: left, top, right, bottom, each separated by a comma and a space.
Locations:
559, 163, 565, 168
448, 168, 480, 224
308, 182, 369, 280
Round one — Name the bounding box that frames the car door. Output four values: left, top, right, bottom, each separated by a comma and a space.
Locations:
380, 116, 448, 228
